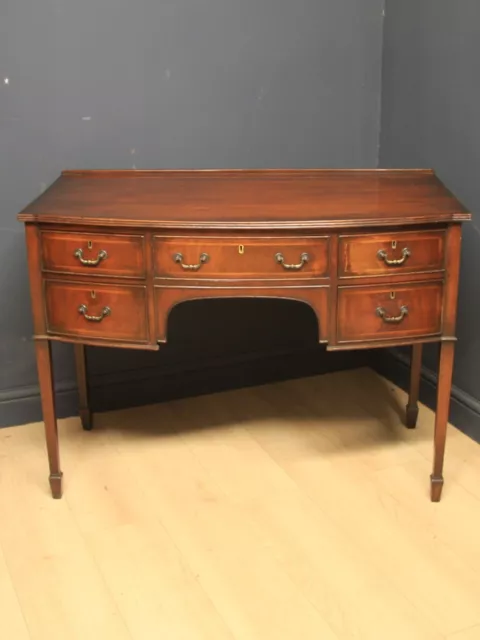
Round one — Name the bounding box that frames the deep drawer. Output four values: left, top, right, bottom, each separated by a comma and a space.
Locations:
41, 231, 146, 278
337, 281, 443, 343
338, 230, 445, 278
154, 235, 330, 279
45, 280, 148, 342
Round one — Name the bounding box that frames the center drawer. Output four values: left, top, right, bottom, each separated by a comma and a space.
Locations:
44, 280, 148, 342
154, 235, 330, 279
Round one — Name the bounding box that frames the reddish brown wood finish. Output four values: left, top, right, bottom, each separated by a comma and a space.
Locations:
24, 224, 46, 335
406, 343, 423, 428
338, 229, 445, 278
154, 235, 330, 279
144, 231, 158, 345
328, 234, 340, 345
45, 280, 149, 343
35, 340, 62, 498
41, 230, 146, 278
442, 224, 462, 337
431, 342, 455, 502
430, 224, 463, 501
336, 282, 443, 343
18, 169, 470, 229
336, 270, 444, 287
17, 170, 471, 501
24, 225, 62, 497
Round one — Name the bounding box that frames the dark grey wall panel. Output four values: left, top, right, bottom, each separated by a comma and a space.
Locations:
0, 0, 384, 426
380, 1, 480, 427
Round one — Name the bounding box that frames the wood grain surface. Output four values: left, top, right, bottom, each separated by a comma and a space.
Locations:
18, 169, 470, 229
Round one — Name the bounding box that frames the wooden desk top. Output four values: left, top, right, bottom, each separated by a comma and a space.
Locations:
18, 169, 470, 230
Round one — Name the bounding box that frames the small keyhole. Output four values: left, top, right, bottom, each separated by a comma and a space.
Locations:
91, 290, 96, 299
391, 240, 397, 250
390, 291, 396, 300
87, 240, 93, 250
239, 244, 245, 255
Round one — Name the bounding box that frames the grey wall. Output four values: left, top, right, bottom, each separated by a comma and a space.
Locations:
0, 0, 384, 425
380, 1, 480, 437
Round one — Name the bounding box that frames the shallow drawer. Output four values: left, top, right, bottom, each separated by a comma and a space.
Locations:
154, 235, 329, 279
41, 231, 146, 278
338, 230, 445, 278
337, 281, 443, 343
45, 280, 148, 342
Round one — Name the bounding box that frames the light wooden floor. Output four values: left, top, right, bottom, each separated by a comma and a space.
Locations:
1, 367, 480, 640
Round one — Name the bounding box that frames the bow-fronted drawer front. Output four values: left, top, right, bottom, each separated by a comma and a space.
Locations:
153, 235, 330, 280
338, 230, 445, 278
44, 280, 148, 342
337, 281, 443, 343
41, 231, 146, 278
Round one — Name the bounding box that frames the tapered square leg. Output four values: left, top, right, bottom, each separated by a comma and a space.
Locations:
406, 343, 422, 428
79, 408, 92, 431
74, 343, 92, 430
35, 339, 63, 498
49, 473, 63, 499
430, 475, 444, 502
405, 406, 419, 429
431, 341, 455, 502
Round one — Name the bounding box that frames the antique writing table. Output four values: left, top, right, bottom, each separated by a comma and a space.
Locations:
17, 169, 471, 501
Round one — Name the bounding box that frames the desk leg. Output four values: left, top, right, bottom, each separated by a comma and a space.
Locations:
406, 343, 423, 428
35, 339, 63, 499
431, 341, 455, 502
74, 344, 92, 431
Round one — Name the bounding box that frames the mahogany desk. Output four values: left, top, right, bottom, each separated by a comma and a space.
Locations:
17, 169, 471, 501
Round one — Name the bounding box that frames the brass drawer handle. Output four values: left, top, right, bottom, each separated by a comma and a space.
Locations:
376, 305, 409, 324
78, 304, 111, 322
74, 248, 108, 266
173, 252, 209, 271
377, 247, 411, 266
275, 252, 309, 270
